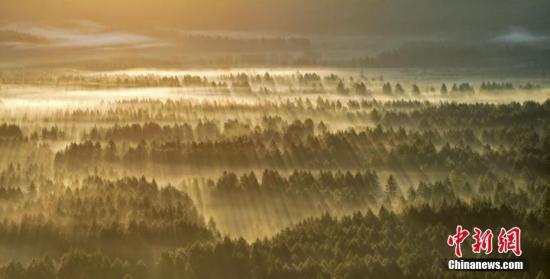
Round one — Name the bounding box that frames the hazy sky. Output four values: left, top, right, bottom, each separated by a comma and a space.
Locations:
1, 0, 549, 36
1, 0, 549, 69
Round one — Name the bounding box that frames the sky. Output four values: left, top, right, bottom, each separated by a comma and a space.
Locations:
1, 0, 549, 36
1, 0, 549, 69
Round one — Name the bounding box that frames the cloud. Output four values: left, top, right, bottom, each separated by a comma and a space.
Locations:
0, 22, 156, 48
493, 29, 547, 44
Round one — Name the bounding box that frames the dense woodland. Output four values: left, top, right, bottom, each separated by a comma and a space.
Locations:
0, 70, 549, 278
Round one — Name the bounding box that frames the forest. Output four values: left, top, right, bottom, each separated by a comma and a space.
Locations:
0, 68, 549, 278
2, 0, 550, 276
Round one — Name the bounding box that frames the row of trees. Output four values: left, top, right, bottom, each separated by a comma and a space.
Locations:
193, 167, 548, 235
1, 199, 548, 278
56, 74, 220, 88
0, 175, 217, 264
0, 123, 23, 139
54, 123, 550, 177
6, 99, 550, 142
6, 98, 545, 125
3, 69, 541, 96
